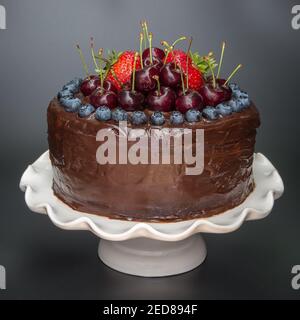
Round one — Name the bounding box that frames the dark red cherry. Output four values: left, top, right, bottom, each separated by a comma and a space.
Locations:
175, 90, 204, 113
147, 87, 176, 112
206, 76, 227, 87
160, 63, 181, 88
80, 76, 100, 96
90, 89, 118, 109
135, 66, 160, 93
142, 47, 165, 67
118, 90, 145, 111
103, 80, 118, 94
198, 84, 232, 107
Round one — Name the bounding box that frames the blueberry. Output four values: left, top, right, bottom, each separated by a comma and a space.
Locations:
228, 98, 250, 112
112, 108, 128, 122
57, 89, 73, 100
202, 107, 219, 120
229, 83, 240, 92
185, 108, 202, 123
233, 90, 249, 100
62, 78, 82, 93
60, 98, 82, 113
170, 111, 184, 125
227, 100, 240, 112
71, 77, 83, 87
62, 83, 78, 94
78, 104, 95, 118
95, 106, 112, 121
237, 97, 251, 108
216, 103, 232, 116
131, 111, 147, 125
150, 111, 165, 126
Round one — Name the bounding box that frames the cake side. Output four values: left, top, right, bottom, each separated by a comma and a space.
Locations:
48, 99, 260, 222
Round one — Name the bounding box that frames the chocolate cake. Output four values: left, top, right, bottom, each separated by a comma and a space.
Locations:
47, 22, 260, 222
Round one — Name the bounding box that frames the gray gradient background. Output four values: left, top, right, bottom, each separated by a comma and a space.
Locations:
0, 0, 299, 300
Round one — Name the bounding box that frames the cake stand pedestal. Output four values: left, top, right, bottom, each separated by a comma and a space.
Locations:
98, 235, 206, 277
20, 151, 283, 277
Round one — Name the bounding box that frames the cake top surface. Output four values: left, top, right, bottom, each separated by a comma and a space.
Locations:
55, 21, 255, 127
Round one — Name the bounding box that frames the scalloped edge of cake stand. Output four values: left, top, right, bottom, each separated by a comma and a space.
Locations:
19, 151, 284, 241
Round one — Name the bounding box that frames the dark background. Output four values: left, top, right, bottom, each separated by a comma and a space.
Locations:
0, 0, 299, 299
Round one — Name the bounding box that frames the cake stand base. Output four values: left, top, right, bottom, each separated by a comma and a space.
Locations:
98, 234, 207, 277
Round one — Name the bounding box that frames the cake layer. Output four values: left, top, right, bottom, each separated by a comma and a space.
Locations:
48, 99, 260, 222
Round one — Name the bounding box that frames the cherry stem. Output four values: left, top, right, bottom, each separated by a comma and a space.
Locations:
224, 64, 242, 86
132, 52, 139, 93
186, 36, 193, 91
205, 55, 216, 89
149, 32, 153, 64
162, 37, 186, 65
179, 64, 186, 95
161, 41, 171, 64
76, 44, 89, 77
90, 38, 99, 69
139, 33, 144, 68
144, 21, 150, 41
90, 38, 103, 86
153, 75, 161, 95
141, 21, 147, 49
216, 41, 226, 79
171, 36, 187, 48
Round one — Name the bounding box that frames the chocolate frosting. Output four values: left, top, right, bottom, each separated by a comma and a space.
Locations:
47, 98, 260, 222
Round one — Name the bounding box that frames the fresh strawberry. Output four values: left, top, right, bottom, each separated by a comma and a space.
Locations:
165, 50, 204, 91
106, 51, 141, 90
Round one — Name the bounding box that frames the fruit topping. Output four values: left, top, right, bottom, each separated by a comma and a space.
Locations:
118, 52, 145, 111
95, 106, 112, 121
147, 76, 175, 112
61, 98, 82, 113
131, 111, 148, 125
215, 103, 232, 116
106, 51, 142, 90
185, 108, 202, 123
150, 111, 165, 126
112, 107, 128, 122
170, 111, 184, 125
202, 107, 219, 120
78, 104, 95, 118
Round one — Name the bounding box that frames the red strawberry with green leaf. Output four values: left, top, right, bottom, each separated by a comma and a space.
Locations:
165, 50, 204, 91
106, 50, 142, 90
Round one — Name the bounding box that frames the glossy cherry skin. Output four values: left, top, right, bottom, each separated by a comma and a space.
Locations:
103, 80, 118, 94
206, 76, 227, 86
147, 87, 176, 112
80, 76, 100, 96
90, 89, 118, 109
118, 90, 145, 111
135, 66, 160, 93
142, 47, 165, 68
198, 84, 232, 107
160, 63, 181, 88
175, 90, 204, 113
81, 76, 118, 96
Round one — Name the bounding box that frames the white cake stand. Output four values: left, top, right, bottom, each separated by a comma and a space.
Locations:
20, 151, 283, 277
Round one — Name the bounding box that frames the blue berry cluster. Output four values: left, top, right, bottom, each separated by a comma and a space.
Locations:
57, 78, 83, 113
57, 79, 251, 124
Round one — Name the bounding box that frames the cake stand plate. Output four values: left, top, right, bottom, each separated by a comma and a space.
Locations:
20, 151, 283, 277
